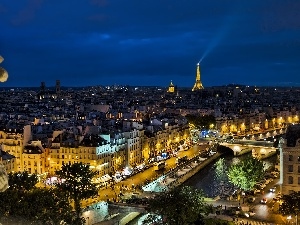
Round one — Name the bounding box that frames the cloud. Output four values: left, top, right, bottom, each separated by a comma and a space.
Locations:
0, 0, 300, 87
10, 0, 44, 26
260, 0, 300, 32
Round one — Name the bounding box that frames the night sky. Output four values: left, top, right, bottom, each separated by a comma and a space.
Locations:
1, 0, 300, 88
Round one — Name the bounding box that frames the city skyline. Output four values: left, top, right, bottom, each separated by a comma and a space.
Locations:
1, 0, 300, 87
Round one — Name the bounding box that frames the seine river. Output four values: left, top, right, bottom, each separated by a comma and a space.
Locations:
128, 153, 278, 224
183, 152, 278, 198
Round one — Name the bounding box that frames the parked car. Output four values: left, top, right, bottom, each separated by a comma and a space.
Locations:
255, 183, 266, 189
271, 171, 279, 178
273, 192, 282, 201
254, 189, 261, 194
273, 196, 281, 202
266, 178, 273, 184
264, 178, 273, 184
244, 190, 254, 196
247, 196, 256, 203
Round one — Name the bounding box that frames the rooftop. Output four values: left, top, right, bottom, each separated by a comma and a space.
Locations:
285, 124, 300, 147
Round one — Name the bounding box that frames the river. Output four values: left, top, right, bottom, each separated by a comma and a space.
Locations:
183, 152, 278, 198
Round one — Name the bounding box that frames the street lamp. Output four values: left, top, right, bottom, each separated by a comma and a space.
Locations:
295, 207, 299, 225
287, 215, 291, 224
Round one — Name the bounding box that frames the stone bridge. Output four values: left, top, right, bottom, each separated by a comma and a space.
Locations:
220, 141, 277, 158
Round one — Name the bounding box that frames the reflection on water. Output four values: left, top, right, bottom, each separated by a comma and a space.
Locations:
183, 153, 277, 198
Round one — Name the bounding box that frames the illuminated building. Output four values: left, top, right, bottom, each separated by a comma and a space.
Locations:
280, 124, 300, 194
167, 80, 176, 93
192, 63, 204, 91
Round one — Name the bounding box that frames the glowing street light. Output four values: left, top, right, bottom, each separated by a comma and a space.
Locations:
287, 215, 292, 224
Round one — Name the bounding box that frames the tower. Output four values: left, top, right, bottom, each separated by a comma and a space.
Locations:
55, 80, 61, 95
167, 80, 175, 93
192, 63, 204, 91
40, 81, 46, 93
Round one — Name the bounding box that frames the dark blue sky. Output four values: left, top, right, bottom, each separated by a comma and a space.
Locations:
1, 0, 300, 88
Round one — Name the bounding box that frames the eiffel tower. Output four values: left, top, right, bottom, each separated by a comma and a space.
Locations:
192, 63, 204, 91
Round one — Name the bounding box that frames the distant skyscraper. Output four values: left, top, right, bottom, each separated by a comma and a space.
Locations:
56, 80, 61, 94
192, 63, 204, 91
40, 81, 46, 93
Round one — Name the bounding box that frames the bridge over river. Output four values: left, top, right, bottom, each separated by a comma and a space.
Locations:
221, 140, 277, 159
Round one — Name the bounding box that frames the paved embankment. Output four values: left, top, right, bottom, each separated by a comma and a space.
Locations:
167, 151, 223, 189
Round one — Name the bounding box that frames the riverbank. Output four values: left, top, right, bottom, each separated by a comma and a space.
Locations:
95, 147, 227, 225
167, 151, 224, 189
141, 144, 226, 193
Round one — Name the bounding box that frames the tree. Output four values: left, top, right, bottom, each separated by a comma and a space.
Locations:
8, 171, 38, 191
279, 191, 300, 218
0, 188, 72, 225
215, 158, 228, 182
185, 114, 216, 130
27, 188, 73, 225
144, 186, 211, 225
55, 162, 98, 223
227, 156, 264, 191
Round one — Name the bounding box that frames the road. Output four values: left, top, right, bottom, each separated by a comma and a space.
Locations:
249, 179, 286, 224
82, 142, 210, 207
209, 175, 286, 224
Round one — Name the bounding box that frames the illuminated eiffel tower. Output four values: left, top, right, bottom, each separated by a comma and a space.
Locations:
192, 63, 204, 91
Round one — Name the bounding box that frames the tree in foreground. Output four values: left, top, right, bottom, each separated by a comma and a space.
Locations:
279, 191, 300, 218
144, 186, 211, 225
185, 114, 216, 130
55, 162, 98, 223
0, 186, 72, 225
227, 156, 264, 191
8, 171, 38, 191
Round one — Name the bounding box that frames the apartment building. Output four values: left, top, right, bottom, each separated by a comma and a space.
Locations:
23, 142, 46, 174
280, 124, 300, 194
0, 150, 16, 174
124, 129, 143, 167
0, 130, 23, 172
